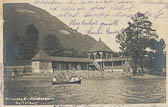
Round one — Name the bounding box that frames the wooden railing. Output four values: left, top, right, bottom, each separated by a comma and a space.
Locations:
92, 57, 130, 62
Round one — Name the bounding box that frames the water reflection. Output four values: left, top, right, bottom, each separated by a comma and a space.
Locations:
4, 78, 166, 104
52, 78, 166, 104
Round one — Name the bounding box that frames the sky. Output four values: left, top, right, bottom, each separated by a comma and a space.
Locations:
2, 0, 168, 52
30, 0, 168, 52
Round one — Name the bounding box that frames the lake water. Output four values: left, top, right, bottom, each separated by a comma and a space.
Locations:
4, 77, 166, 104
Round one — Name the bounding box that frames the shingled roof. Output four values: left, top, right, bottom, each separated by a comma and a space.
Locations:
31, 50, 92, 62
88, 38, 112, 52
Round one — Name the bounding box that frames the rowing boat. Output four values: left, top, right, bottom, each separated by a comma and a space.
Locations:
52, 80, 81, 85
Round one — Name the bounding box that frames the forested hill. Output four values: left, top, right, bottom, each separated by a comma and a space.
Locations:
3, 3, 97, 65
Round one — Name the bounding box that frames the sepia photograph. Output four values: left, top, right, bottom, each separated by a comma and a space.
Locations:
2, 0, 167, 106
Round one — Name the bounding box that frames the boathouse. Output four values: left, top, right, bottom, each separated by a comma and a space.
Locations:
31, 38, 130, 73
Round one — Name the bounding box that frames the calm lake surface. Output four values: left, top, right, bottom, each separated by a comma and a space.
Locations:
4, 77, 166, 104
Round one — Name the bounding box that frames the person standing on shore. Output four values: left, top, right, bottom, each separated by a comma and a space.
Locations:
65, 74, 69, 80
11, 69, 17, 79
52, 76, 57, 82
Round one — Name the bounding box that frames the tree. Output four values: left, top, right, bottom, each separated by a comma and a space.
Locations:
144, 39, 166, 73
19, 24, 39, 60
116, 12, 159, 74
42, 34, 64, 56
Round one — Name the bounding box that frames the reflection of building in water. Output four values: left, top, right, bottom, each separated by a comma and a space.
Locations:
31, 38, 130, 73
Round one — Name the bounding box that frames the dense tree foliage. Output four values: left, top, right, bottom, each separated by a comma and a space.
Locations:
42, 34, 89, 57
19, 24, 39, 60
116, 12, 166, 74
144, 39, 166, 73
42, 34, 64, 56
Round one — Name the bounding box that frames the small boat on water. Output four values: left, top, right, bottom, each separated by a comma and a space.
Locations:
52, 79, 81, 85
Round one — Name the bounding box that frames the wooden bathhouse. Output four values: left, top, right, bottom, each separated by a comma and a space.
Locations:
31, 38, 129, 73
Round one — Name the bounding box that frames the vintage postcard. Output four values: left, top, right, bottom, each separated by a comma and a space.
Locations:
0, 0, 168, 106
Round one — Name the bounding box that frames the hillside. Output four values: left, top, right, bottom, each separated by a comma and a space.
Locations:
3, 3, 97, 65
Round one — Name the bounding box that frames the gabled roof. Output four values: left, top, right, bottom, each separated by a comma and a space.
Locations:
88, 38, 112, 52
31, 50, 51, 61
50, 56, 92, 62
31, 50, 92, 62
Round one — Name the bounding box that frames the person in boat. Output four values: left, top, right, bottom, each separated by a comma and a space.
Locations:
75, 76, 80, 81
52, 76, 57, 82
70, 76, 75, 82
79, 75, 82, 80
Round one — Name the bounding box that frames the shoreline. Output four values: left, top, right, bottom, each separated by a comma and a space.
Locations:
4, 70, 166, 80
